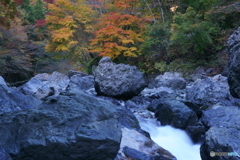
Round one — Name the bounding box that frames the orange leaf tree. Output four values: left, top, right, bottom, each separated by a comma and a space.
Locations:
89, 0, 149, 59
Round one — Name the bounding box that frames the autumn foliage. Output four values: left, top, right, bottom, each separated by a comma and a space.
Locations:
1, 0, 240, 78
45, 0, 96, 54
89, 0, 149, 59
0, 0, 24, 28
90, 12, 148, 58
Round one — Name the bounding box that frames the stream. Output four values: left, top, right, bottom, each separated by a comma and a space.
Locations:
137, 116, 202, 160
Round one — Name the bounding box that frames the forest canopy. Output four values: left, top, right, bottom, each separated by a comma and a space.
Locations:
0, 0, 240, 83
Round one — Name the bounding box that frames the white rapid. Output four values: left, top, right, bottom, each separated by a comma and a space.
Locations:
137, 116, 202, 160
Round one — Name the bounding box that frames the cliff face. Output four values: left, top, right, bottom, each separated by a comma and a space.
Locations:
228, 26, 240, 98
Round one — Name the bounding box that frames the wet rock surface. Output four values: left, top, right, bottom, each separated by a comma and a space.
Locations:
148, 99, 198, 129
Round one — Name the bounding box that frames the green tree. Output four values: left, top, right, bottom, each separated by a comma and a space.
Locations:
170, 6, 220, 59
20, 0, 47, 25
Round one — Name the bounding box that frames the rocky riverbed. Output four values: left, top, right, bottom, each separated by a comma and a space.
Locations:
0, 27, 240, 160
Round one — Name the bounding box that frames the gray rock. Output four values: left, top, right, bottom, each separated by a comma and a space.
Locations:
228, 26, 240, 98
19, 78, 53, 99
0, 92, 121, 160
123, 146, 176, 160
153, 72, 187, 90
206, 68, 214, 75
119, 128, 176, 160
200, 106, 240, 160
68, 74, 95, 92
201, 106, 240, 129
183, 101, 202, 118
116, 106, 141, 130
185, 121, 206, 143
144, 72, 187, 101
186, 75, 232, 107
0, 144, 12, 160
190, 66, 206, 81
140, 87, 177, 99
94, 57, 147, 99
200, 127, 240, 160
125, 99, 154, 119
19, 72, 70, 99
99, 56, 112, 64
130, 96, 153, 106
68, 70, 89, 78
0, 85, 41, 114
221, 71, 228, 77
0, 76, 7, 86
95, 96, 148, 134
148, 99, 198, 129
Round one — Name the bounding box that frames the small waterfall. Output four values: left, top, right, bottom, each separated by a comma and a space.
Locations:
137, 116, 201, 160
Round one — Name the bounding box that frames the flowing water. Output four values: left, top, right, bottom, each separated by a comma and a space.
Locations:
137, 116, 202, 160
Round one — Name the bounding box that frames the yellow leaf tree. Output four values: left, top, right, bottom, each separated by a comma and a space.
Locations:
45, 0, 96, 58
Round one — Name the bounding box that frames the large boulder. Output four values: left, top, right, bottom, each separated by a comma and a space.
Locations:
228, 26, 240, 98
94, 57, 147, 99
0, 91, 122, 160
0, 85, 41, 114
201, 106, 240, 128
19, 71, 70, 100
186, 75, 232, 107
148, 99, 198, 129
201, 127, 240, 160
95, 95, 151, 137
142, 72, 186, 101
149, 72, 186, 90
118, 128, 176, 160
200, 106, 240, 160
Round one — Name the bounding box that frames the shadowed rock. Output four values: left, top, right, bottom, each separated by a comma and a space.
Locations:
120, 128, 176, 160
148, 99, 198, 129
228, 26, 240, 98
0, 144, 12, 160
0, 91, 122, 160
0, 85, 41, 114
200, 106, 240, 160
